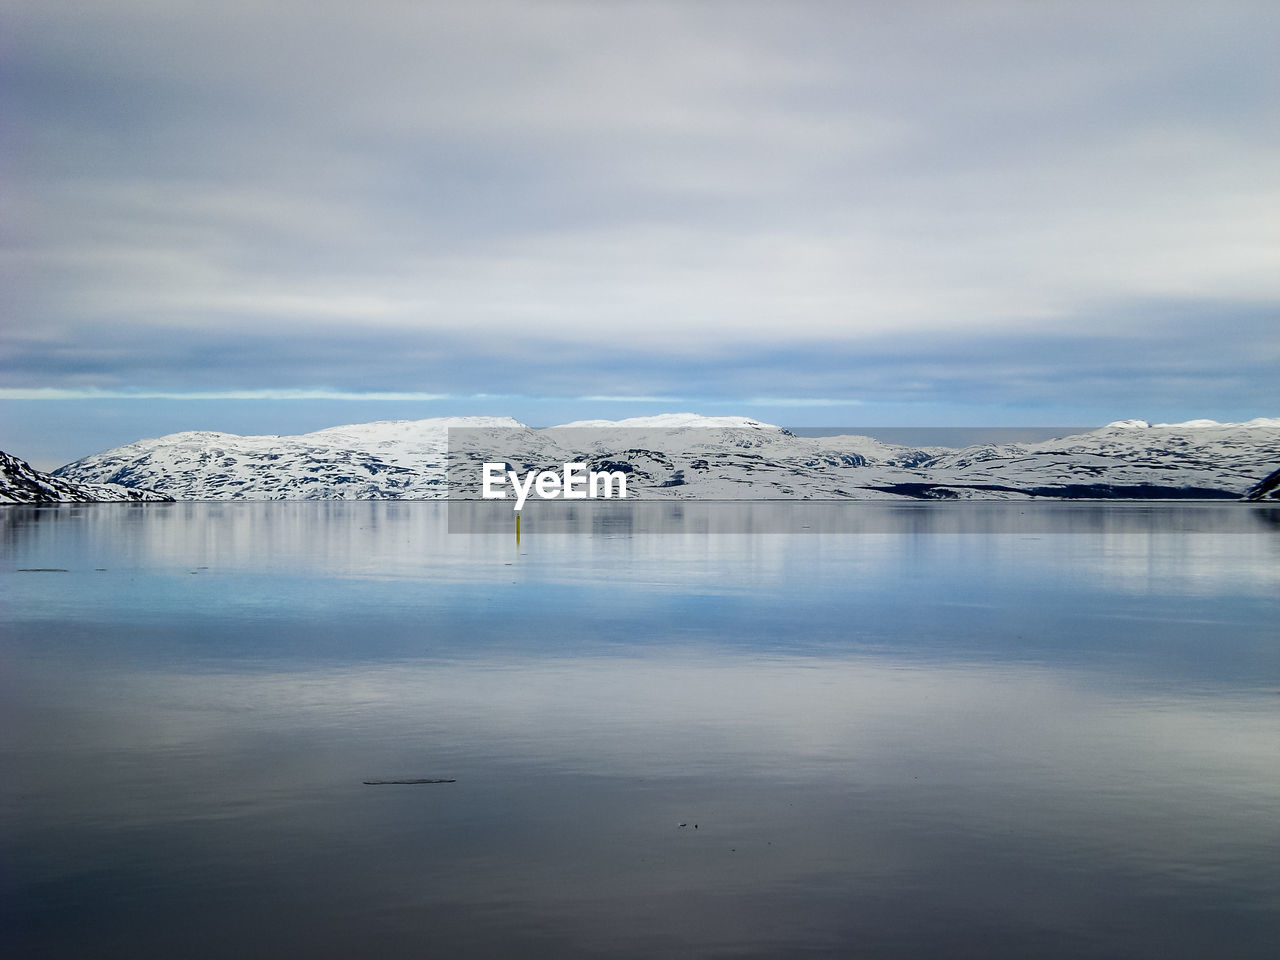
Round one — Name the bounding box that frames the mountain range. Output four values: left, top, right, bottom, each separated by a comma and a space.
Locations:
9, 413, 1273, 503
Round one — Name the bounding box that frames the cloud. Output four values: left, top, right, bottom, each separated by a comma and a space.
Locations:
0, 388, 454, 401
2, 298, 1274, 411
0, 387, 683, 403
4, 1, 1278, 419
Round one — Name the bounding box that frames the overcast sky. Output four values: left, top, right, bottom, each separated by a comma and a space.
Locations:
3, 1, 1278, 466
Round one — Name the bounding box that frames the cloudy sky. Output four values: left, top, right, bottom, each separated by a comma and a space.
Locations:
4, 0, 1278, 466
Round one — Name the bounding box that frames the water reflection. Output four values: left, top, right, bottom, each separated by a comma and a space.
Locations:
4, 501, 1279, 586
2, 504, 1279, 958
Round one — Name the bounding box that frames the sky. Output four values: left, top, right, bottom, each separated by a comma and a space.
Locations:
3, 0, 1278, 468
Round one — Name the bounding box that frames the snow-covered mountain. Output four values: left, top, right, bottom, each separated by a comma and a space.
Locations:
1246, 466, 1280, 501
52, 418, 523, 500
1, 450, 171, 503
50, 414, 1280, 501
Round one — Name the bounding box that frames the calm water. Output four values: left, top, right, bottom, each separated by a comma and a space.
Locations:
3, 503, 1279, 959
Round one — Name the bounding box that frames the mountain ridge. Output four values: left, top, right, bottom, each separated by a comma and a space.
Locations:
1, 450, 171, 503
47, 414, 1280, 502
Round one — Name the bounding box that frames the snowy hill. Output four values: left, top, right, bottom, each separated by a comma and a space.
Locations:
1, 450, 171, 503
51, 415, 1280, 501
52, 418, 525, 500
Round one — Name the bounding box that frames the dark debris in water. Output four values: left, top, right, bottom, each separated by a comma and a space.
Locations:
363, 778, 456, 785
18, 568, 69, 573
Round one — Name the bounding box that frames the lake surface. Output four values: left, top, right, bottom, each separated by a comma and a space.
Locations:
3, 502, 1279, 959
